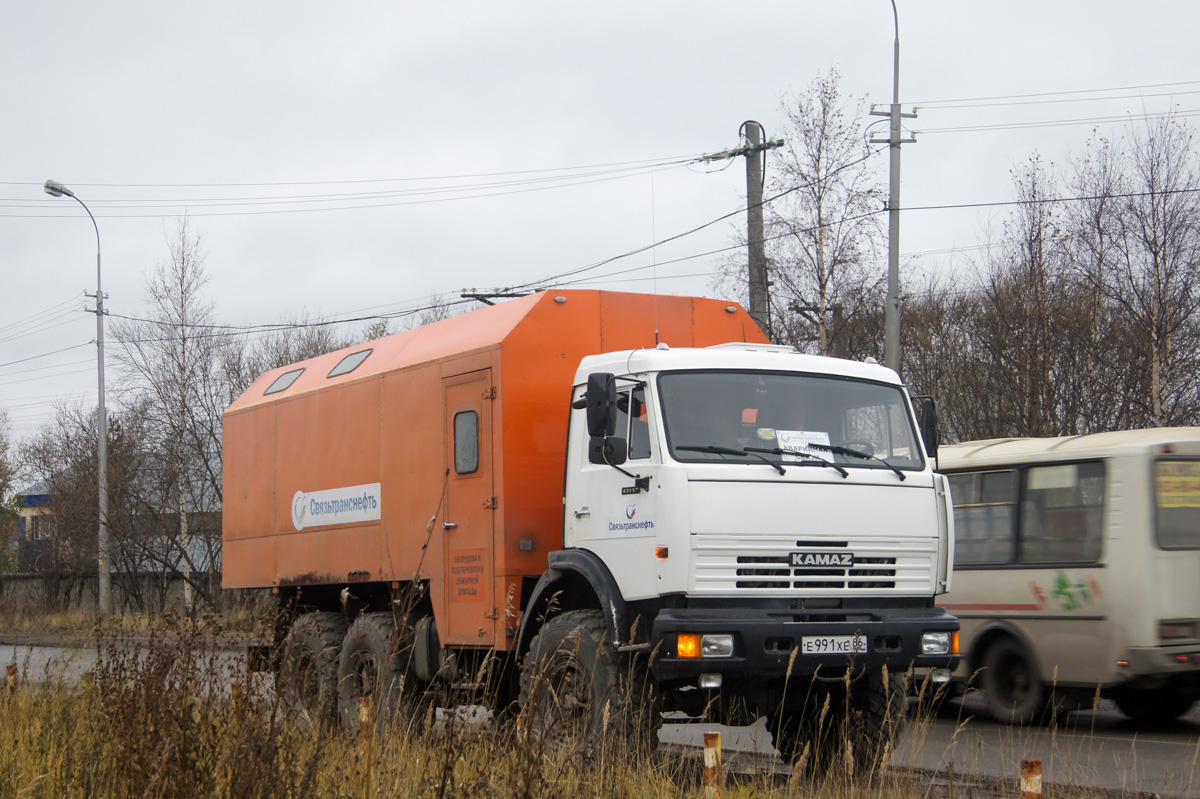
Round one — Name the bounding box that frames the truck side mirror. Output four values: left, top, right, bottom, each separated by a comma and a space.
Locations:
589, 436, 628, 466
585, 373, 618, 437
913, 395, 939, 459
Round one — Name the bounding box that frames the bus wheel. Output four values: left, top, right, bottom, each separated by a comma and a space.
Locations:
280, 611, 348, 726
337, 612, 421, 733
1113, 687, 1195, 723
983, 638, 1043, 724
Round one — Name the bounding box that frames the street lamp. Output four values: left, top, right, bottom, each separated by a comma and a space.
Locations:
44, 179, 112, 617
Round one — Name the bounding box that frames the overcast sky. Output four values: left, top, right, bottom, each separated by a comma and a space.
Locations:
4, 1, 1198, 441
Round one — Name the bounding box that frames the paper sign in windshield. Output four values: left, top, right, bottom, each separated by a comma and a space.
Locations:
1156, 461, 1200, 508
775, 430, 833, 462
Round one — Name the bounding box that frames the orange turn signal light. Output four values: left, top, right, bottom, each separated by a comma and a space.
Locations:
952, 631, 960, 655
678, 634, 702, 658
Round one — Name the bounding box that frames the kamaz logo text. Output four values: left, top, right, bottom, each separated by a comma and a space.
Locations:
790, 552, 854, 567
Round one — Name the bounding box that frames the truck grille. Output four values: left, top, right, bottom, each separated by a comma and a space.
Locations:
693, 536, 936, 596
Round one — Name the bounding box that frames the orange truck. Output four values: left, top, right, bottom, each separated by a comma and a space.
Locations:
223, 289, 959, 763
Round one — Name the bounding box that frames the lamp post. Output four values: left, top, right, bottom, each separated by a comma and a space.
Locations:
44, 179, 112, 617
870, 0, 916, 374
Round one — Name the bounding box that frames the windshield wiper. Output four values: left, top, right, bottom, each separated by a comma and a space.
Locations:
746, 446, 849, 478
806, 442, 906, 481
676, 445, 786, 475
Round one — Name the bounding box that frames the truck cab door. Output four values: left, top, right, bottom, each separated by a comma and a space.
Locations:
565, 381, 662, 601
441, 369, 497, 646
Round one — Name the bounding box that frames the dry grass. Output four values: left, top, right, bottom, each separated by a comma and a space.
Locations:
0, 607, 269, 640
0, 623, 1176, 799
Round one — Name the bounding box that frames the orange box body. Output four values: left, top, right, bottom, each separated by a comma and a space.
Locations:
222, 290, 767, 650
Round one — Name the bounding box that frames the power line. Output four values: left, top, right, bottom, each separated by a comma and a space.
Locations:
916, 88, 1200, 111
909, 80, 1200, 107
0, 154, 702, 190
919, 108, 1200, 135
0, 342, 94, 370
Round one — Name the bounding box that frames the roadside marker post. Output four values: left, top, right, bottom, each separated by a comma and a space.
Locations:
704, 731, 723, 797
1021, 759, 1043, 799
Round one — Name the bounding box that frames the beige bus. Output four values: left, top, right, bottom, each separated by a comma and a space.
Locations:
936, 429, 1200, 723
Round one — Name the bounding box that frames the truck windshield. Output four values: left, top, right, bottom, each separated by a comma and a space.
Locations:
658, 370, 924, 472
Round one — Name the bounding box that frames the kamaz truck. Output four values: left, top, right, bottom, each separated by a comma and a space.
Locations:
222, 289, 959, 765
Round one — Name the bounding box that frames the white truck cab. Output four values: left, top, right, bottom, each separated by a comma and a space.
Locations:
549, 342, 958, 755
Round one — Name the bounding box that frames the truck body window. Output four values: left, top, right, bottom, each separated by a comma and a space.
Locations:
328, 348, 372, 378
454, 411, 479, 474
264, 368, 304, 395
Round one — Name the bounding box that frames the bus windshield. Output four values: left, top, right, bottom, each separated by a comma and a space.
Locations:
658, 370, 924, 471
1154, 460, 1200, 549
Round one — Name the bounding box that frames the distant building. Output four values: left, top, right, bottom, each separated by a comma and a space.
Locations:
13, 481, 52, 571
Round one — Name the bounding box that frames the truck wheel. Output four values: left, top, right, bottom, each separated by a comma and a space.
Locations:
337, 612, 420, 733
280, 612, 348, 726
983, 638, 1043, 724
847, 669, 907, 768
1113, 687, 1195, 723
519, 610, 658, 756
768, 691, 845, 775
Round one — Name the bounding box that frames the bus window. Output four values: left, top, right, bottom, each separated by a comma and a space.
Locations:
949, 470, 1017, 566
1154, 460, 1200, 550
1019, 461, 1104, 564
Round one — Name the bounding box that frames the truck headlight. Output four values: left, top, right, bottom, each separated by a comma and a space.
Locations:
922, 631, 952, 656
678, 633, 735, 658
701, 634, 735, 657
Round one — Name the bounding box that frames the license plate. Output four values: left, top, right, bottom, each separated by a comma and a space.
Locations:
801, 635, 868, 654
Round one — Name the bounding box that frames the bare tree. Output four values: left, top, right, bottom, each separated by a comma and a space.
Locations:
1068, 116, 1200, 427
765, 68, 885, 354
112, 218, 224, 609
20, 403, 157, 609
711, 69, 884, 354
0, 411, 19, 572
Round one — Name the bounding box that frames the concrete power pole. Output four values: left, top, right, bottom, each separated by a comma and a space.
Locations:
699, 124, 784, 339
744, 121, 770, 337
870, 0, 916, 374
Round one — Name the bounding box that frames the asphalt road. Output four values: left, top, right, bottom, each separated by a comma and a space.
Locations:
5, 637, 1198, 797
660, 692, 1200, 796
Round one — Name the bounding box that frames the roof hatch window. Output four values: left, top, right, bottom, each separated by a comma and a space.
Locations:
264, 368, 304, 395
328, 348, 372, 378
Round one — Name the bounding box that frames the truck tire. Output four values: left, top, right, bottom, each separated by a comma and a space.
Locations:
1113, 686, 1195, 723
847, 669, 907, 768
337, 612, 420, 733
768, 704, 842, 775
983, 638, 1044, 724
771, 670, 906, 775
280, 612, 348, 726
518, 610, 660, 756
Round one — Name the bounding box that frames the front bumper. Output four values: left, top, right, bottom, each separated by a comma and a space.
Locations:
650, 605, 960, 682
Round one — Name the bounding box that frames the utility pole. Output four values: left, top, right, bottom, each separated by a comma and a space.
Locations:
700, 123, 784, 339
870, 0, 916, 374
744, 121, 769, 337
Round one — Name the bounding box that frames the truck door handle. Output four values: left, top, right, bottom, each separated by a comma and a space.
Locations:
443, 522, 457, 529
573, 508, 590, 518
